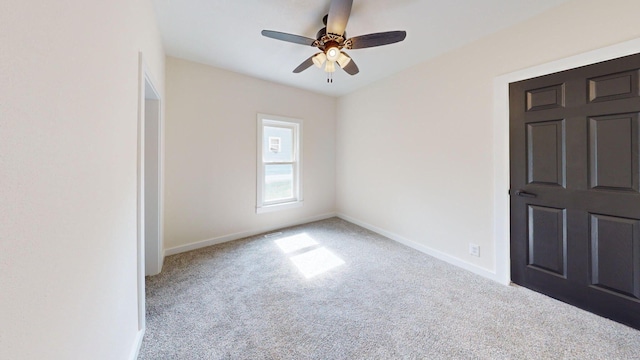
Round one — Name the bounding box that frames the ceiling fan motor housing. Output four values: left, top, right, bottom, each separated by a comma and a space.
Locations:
317, 27, 346, 44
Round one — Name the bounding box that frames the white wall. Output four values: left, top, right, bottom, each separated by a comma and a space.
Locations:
0, 1, 164, 359
336, 0, 640, 279
164, 57, 336, 253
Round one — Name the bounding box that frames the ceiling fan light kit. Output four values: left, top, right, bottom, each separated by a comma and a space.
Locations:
261, 0, 406, 84
337, 52, 351, 68
312, 53, 327, 68
326, 46, 340, 62
325, 61, 336, 73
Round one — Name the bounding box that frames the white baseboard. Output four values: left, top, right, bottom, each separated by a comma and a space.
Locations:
164, 212, 337, 256
336, 213, 507, 285
162, 211, 507, 285
129, 328, 145, 360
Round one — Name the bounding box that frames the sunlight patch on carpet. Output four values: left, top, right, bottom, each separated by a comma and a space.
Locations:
274, 233, 318, 254
289, 247, 345, 278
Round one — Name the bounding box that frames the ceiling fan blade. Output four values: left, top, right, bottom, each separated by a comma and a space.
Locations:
346, 31, 407, 49
293, 55, 316, 73
327, 0, 353, 36
261, 30, 318, 46
342, 56, 359, 76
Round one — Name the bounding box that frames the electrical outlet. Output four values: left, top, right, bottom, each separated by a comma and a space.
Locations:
469, 243, 480, 257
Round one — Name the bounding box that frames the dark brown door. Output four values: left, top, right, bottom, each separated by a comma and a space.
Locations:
510, 53, 640, 330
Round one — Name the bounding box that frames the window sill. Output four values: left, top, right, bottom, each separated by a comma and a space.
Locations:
256, 200, 303, 214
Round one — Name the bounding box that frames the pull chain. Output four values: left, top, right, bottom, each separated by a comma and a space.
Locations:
326, 72, 333, 84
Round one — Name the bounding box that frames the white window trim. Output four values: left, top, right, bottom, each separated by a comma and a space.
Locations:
256, 113, 303, 214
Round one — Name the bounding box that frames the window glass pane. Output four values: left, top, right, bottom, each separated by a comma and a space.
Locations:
265, 164, 293, 202
263, 126, 293, 162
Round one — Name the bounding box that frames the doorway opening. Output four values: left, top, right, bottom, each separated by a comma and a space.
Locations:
143, 75, 163, 277
137, 54, 163, 333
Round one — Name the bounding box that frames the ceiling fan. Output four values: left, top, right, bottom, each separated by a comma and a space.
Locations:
261, 0, 406, 82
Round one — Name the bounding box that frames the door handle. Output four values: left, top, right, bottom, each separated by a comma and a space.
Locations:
512, 189, 537, 198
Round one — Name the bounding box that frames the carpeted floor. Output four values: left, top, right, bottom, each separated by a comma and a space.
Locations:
139, 218, 640, 359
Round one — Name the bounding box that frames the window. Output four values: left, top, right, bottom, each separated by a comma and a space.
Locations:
257, 114, 303, 213
269, 137, 281, 153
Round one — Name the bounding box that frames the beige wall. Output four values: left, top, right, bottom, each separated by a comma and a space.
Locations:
164, 57, 336, 252
0, 1, 164, 359
4, 0, 640, 356
336, 0, 640, 277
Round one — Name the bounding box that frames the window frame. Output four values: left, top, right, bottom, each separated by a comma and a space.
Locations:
256, 113, 303, 213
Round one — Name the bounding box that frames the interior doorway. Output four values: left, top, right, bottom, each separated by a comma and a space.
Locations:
493, 37, 640, 286
144, 78, 163, 277
509, 53, 640, 330
137, 54, 163, 332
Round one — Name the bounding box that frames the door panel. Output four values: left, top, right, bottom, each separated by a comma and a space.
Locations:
527, 205, 567, 277
588, 114, 639, 191
510, 53, 640, 330
588, 70, 639, 103
526, 84, 565, 111
527, 120, 566, 186
590, 214, 640, 300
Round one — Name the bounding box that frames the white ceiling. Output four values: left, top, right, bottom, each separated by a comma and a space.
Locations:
151, 0, 571, 97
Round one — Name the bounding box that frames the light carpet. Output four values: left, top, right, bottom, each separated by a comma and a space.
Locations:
139, 218, 640, 359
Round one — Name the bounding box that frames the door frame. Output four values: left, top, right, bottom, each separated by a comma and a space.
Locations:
136, 53, 164, 335
141, 57, 164, 278
492, 37, 640, 285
